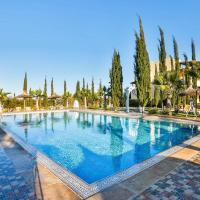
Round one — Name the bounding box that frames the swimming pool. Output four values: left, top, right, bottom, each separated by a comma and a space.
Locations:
0, 111, 199, 185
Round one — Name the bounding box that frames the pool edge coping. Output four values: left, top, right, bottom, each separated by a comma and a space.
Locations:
0, 111, 200, 198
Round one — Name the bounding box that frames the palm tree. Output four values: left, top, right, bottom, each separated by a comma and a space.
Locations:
154, 70, 185, 111
184, 61, 200, 113
154, 73, 170, 110
0, 89, 10, 112
30, 89, 43, 110
62, 91, 71, 108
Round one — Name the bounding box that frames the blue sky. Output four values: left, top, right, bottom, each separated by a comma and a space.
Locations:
0, 0, 200, 95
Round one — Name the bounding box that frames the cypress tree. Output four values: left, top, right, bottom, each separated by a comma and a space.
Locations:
173, 37, 180, 72
63, 80, 67, 106
82, 78, 86, 98
86, 83, 91, 100
64, 80, 67, 96
191, 39, 196, 61
170, 55, 174, 71
117, 52, 123, 106
191, 39, 197, 87
91, 78, 95, 105
154, 64, 160, 107
134, 17, 151, 111
98, 80, 103, 108
183, 54, 190, 87
158, 27, 166, 73
23, 72, 28, 94
74, 81, 81, 100
110, 50, 123, 110
82, 78, 85, 92
29, 88, 32, 95
51, 78, 54, 96
43, 77, 48, 108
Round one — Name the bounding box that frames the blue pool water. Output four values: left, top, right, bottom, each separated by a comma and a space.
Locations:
1, 111, 199, 184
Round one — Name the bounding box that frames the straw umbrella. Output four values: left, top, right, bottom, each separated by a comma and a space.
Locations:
181, 85, 200, 114
16, 92, 32, 110
48, 93, 61, 108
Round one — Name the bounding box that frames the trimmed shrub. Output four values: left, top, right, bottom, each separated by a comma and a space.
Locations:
161, 108, 171, 115
148, 108, 158, 114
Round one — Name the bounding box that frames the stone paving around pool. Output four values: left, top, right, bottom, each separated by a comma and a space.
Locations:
134, 153, 200, 200
0, 146, 35, 200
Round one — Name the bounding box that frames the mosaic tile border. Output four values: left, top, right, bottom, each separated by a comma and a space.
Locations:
0, 112, 200, 198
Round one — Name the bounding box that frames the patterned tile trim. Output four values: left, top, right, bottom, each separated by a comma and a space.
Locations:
0, 119, 200, 198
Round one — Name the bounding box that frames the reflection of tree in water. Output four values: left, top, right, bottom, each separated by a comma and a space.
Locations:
63, 112, 72, 129
76, 112, 81, 127
29, 113, 32, 122
96, 115, 103, 132
153, 121, 161, 150
23, 114, 28, 141
49, 112, 63, 132
38, 113, 41, 122
76, 113, 91, 129
91, 114, 94, 127
43, 113, 48, 134
154, 121, 172, 149
96, 115, 109, 134
51, 112, 54, 132
110, 117, 124, 169
134, 119, 151, 162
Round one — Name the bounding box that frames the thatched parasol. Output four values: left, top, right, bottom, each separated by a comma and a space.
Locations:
48, 93, 61, 100
48, 93, 61, 108
16, 92, 32, 109
181, 86, 199, 96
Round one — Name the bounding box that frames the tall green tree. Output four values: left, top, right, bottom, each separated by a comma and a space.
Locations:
51, 78, 54, 96
23, 72, 28, 94
191, 39, 197, 87
158, 27, 166, 73
134, 18, 151, 111
64, 80, 67, 96
91, 78, 95, 105
98, 80, 103, 108
110, 50, 123, 110
74, 81, 81, 101
154, 64, 160, 107
169, 55, 174, 72
81, 78, 86, 99
173, 37, 180, 73
82, 78, 85, 93
191, 39, 196, 61
117, 52, 123, 105
85, 83, 91, 102
63, 80, 68, 107
43, 77, 48, 108
183, 54, 190, 88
